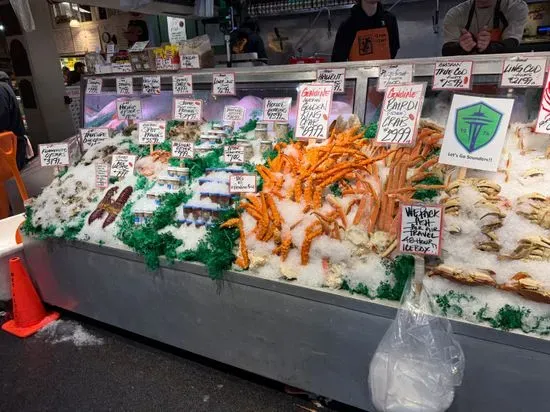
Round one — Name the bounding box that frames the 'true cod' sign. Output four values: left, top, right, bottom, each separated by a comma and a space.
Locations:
399, 204, 443, 256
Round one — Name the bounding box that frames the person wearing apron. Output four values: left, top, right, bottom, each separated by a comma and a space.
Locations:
442, 0, 528, 56
331, 0, 400, 62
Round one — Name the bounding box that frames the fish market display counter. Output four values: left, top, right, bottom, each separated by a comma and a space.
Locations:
20, 52, 550, 411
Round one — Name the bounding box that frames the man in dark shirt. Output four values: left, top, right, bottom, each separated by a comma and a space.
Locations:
331, 0, 400, 62
67, 62, 86, 86
0, 71, 27, 169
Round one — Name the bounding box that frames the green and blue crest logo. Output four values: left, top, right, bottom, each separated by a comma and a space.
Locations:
455, 102, 502, 153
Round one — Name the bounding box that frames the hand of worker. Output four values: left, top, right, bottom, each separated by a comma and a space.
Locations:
459, 29, 477, 53
477, 27, 492, 52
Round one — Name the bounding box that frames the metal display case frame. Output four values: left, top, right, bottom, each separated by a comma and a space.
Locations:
20, 52, 550, 411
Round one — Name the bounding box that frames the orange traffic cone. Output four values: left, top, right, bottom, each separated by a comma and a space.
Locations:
2, 257, 59, 338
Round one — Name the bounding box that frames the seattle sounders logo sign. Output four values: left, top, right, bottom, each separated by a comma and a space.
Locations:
455, 102, 503, 153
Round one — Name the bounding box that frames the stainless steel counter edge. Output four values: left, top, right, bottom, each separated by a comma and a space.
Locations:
27, 236, 550, 356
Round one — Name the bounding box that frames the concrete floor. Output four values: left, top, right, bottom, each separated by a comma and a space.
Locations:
0, 309, 363, 412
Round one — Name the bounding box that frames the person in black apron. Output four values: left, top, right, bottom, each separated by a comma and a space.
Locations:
442, 0, 528, 56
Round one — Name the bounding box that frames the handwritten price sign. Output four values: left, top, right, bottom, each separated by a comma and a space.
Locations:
399, 204, 443, 256
128, 40, 149, 52
316, 68, 345, 94
229, 174, 257, 193
142, 76, 161, 94
180, 54, 200, 69
86, 78, 102, 95
294, 83, 333, 140
117, 99, 141, 120
224, 145, 245, 164
172, 142, 194, 159
116, 77, 133, 95
433, 61, 472, 90
39, 143, 70, 167
263, 98, 291, 122
212, 72, 236, 95
223, 106, 246, 122
138, 121, 166, 144
110, 154, 136, 180
112, 63, 132, 73
95, 163, 110, 188
501, 57, 547, 88
80, 128, 109, 151
377, 64, 414, 91
174, 99, 202, 122
536, 75, 550, 134
173, 74, 193, 95
376, 83, 425, 145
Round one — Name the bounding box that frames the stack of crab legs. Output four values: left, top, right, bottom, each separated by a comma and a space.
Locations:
221, 118, 446, 270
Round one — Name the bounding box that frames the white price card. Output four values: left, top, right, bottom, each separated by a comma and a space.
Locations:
110, 154, 136, 180
117, 99, 141, 120
116, 77, 133, 95
316, 68, 346, 94
180, 54, 200, 69
167, 16, 187, 44
138, 121, 166, 145
536, 75, 550, 134
128, 40, 149, 52
439, 94, 514, 172
95, 163, 110, 188
294, 83, 333, 140
174, 99, 202, 122
142, 75, 161, 95
80, 128, 109, 151
39, 143, 69, 167
376, 83, 426, 146
501, 57, 547, 88
433, 61, 473, 90
377, 64, 414, 91
399, 204, 443, 256
212, 72, 236, 95
112, 63, 132, 73
86, 78, 102, 94
223, 106, 246, 122
263, 98, 291, 122
229, 174, 257, 193
173, 75, 193, 95
172, 142, 194, 159
224, 145, 245, 164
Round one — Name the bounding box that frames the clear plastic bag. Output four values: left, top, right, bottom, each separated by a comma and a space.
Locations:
9, 0, 35, 32
368, 274, 465, 412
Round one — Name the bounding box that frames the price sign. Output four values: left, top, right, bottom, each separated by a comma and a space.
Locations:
376, 83, 426, 145
116, 77, 133, 95
172, 142, 194, 159
117, 99, 141, 120
433, 61, 473, 90
263, 98, 291, 122
212, 72, 236, 95
112, 63, 132, 73
173, 75, 193, 95
377, 64, 414, 91
128, 40, 149, 52
86, 78, 102, 94
110, 154, 136, 180
174, 99, 202, 121
536, 75, 550, 134
223, 106, 246, 122
180, 54, 200, 69
501, 57, 547, 88
80, 128, 109, 151
39, 143, 69, 167
399, 204, 443, 256
229, 174, 257, 193
142, 75, 161, 94
316, 68, 346, 94
294, 83, 333, 140
95, 163, 110, 188
138, 121, 166, 144
167, 16, 187, 44
224, 145, 245, 164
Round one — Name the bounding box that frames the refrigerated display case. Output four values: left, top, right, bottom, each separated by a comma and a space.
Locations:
18, 52, 550, 411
